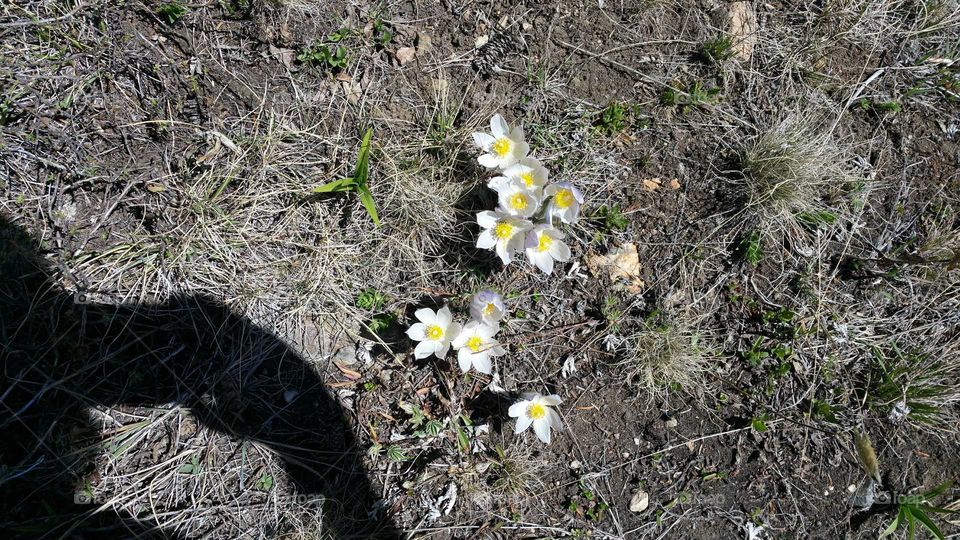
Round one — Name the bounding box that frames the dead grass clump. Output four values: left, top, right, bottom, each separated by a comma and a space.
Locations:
620, 318, 715, 399
739, 117, 859, 236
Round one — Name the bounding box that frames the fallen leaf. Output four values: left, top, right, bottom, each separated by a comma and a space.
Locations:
396, 46, 416, 65
146, 182, 165, 193
668, 178, 681, 190
334, 361, 361, 380
642, 178, 662, 191
587, 243, 645, 293
729, 1, 758, 61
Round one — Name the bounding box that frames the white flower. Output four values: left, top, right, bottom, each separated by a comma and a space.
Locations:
524, 225, 571, 274
489, 157, 548, 196
472, 114, 529, 169
405, 306, 461, 359
476, 210, 533, 265
495, 178, 541, 218
452, 321, 505, 374
508, 393, 563, 444
469, 289, 506, 325
544, 182, 584, 224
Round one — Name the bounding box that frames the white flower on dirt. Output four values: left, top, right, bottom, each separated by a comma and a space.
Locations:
476, 210, 533, 265
509, 393, 563, 444
451, 321, 505, 374
472, 114, 530, 169
406, 306, 461, 360
489, 157, 549, 196
524, 225, 571, 274
544, 182, 584, 224
469, 289, 506, 325
495, 178, 541, 218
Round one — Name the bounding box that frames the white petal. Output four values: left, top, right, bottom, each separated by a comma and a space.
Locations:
542, 394, 562, 406
414, 340, 434, 359
549, 409, 563, 430
445, 322, 462, 343
515, 413, 533, 434
496, 243, 512, 265
491, 114, 508, 137
478, 323, 498, 339
508, 401, 529, 418
478, 153, 499, 168
435, 341, 450, 358
533, 418, 552, 444
571, 185, 585, 203
436, 306, 453, 327
406, 323, 426, 341
551, 241, 571, 262
476, 230, 497, 249
535, 252, 554, 274
472, 132, 495, 148
415, 308, 436, 325
472, 353, 492, 374
487, 176, 509, 193
458, 350, 472, 372
477, 210, 499, 229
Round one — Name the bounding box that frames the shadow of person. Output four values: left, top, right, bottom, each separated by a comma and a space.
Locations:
0, 216, 399, 539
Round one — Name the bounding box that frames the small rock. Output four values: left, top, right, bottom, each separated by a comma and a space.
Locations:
283, 389, 298, 403
333, 346, 357, 365
665, 417, 678, 429
629, 490, 649, 513
396, 46, 416, 65
569, 460, 582, 470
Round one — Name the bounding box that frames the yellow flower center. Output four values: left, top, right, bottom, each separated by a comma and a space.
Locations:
509, 193, 529, 211
492, 138, 511, 157
467, 336, 483, 352
426, 325, 443, 340
521, 172, 535, 187
483, 302, 496, 316
537, 233, 553, 252
494, 222, 513, 239
527, 403, 547, 420
554, 188, 574, 209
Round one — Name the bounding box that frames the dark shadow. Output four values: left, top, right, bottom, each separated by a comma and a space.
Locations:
0, 216, 400, 539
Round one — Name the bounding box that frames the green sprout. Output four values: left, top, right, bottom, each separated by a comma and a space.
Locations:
313, 127, 380, 225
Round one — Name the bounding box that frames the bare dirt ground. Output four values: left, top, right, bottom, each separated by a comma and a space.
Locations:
2, 1, 960, 539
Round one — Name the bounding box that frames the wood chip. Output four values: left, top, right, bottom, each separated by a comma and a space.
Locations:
729, 1, 758, 61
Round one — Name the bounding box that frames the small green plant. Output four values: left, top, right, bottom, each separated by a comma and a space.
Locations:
313, 127, 380, 225
567, 481, 610, 522
219, 0, 251, 17
0, 99, 13, 126
255, 473, 274, 491
750, 414, 769, 433
156, 2, 188, 24
880, 481, 955, 540
386, 445, 408, 462
372, 19, 392, 46
597, 204, 628, 232
297, 44, 348, 70
857, 98, 902, 113
593, 102, 648, 135
368, 312, 396, 334
869, 345, 951, 424
661, 81, 721, 112
356, 288, 387, 310
697, 36, 735, 65
179, 454, 201, 474
740, 231, 763, 266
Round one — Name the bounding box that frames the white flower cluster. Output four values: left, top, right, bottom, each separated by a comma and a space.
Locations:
472, 114, 584, 274
405, 290, 506, 375
404, 114, 579, 445
406, 289, 563, 444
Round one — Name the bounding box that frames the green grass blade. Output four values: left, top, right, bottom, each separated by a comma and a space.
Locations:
910, 507, 945, 540
358, 185, 380, 226
922, 481, 953, 500
880, 507, 903, 538
905, 506, 916, 540
313, 177, 356, 193
355, 127, 373, 188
